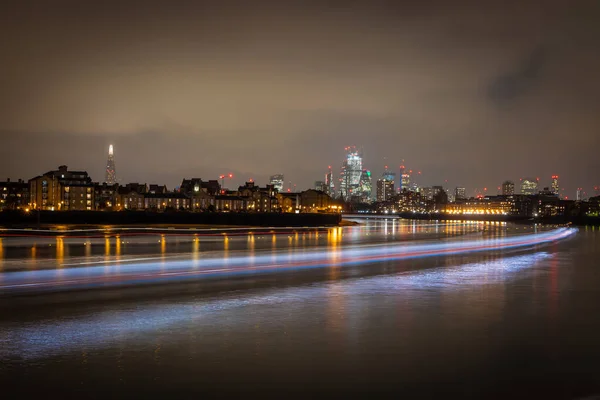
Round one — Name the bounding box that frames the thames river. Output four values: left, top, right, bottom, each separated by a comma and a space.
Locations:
1, 220, 599, 399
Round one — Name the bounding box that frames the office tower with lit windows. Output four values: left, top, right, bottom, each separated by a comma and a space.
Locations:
502, 180, 515, 196
314, 181, 326, 192
551, 175, 559, 196
401, 173, 410, 191
382, 166, 396, 183
576, 188, 583, 201
357, 169, 373, 202
325, 167, 335, 197
105, 144, 117, 184
446, 188, 455, 203
339, 146, 363, 199
269, 174, 284, 193
422, 187, 434, 201
520, 178, 539, 195
399, 165, 410, 191
455, 187, 466, 200
376, 178, 394, 202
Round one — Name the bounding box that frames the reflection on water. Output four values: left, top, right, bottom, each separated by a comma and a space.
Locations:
192, 236, 200, 262
0, 252, 551, 361
115, 235, 122, 258
104, 237, 110, 257
56, 237, 65, 263
0, 222, 599, 398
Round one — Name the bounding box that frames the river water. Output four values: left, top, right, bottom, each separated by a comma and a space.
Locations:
1, 220, 599, 398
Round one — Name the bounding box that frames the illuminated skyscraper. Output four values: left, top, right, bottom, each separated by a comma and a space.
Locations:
105, 144, 116, 184
551, 175, 559, 196
314, 181, 326, 192
325, 166, 335, 197
401, 173, 410, 190
382, 166, 396, 183
376, 178, 394, 202
399, 165, 408, 191
520, 178, 539, 195
502, 180, 515, 196
269, 174, 284, 193
357, 169, 373, 202
576, 188, 583, 201
339, 146, 363, 199
455, 187, 466, 200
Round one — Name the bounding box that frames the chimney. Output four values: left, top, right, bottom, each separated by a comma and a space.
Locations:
58, 165, 68, 173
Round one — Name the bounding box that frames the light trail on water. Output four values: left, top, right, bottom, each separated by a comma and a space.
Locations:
0, 228, 576, 294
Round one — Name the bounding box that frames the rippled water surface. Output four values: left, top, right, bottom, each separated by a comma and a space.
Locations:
1, 221, 599, 399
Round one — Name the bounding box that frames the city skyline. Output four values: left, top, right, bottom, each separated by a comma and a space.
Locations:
1, 142, 592, 200
0, 1, 599, 196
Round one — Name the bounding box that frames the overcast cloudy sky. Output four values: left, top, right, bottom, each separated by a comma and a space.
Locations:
0, 0, 598, 197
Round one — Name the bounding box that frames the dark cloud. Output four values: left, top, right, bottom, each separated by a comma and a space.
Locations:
0, 0, 599, 197
487, 46, 546, 105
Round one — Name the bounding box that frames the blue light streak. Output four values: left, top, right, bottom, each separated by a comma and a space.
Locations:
0, 228, 576, 294
0, 252, 552, 361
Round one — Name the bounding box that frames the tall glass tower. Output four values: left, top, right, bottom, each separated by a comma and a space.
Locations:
105, 144, 117, 184
551, 175, 559, 196
269, 174, 284, 193
339, 146, 363, 199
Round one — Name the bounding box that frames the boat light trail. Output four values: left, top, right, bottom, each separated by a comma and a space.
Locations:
0, 228, 576, 294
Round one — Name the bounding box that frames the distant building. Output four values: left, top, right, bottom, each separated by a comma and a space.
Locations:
444, 197, 512, 216
576, 188, 583, 201
0, 178, 29, 210
520, 178, 539, 195
314, 181, 326, 192
180, 178, 215, 211
502, 180, 515, 196
376, 178, 394, 202
278, 192, 301, 213
455, 187, 466, 201
324, 167, 335, 197
382, 166, 396, 183
539, 187, 556, 196
300, 189, 332, 212
237, 181, 278, 212
445, 188, 455, 203
144, 193, 191, 211
148, 184, 168, 194
94, 182, 119, 210
214, 195, 246, 212
357, 169, 373, 203
339, 146, 363, 199
105, 145, 117, 185
179, 178, 204, 196
551, 175, 559, 196
401, 171, 410, 191
117, 186, 145, 210
123, 182, 148, 194
399, 165, 406, 191
422, 187, 434, 201
29, 165, 94, 211
269, 174, 284, 193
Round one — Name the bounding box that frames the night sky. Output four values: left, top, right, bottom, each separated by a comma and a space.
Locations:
1, 0, 598, 197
